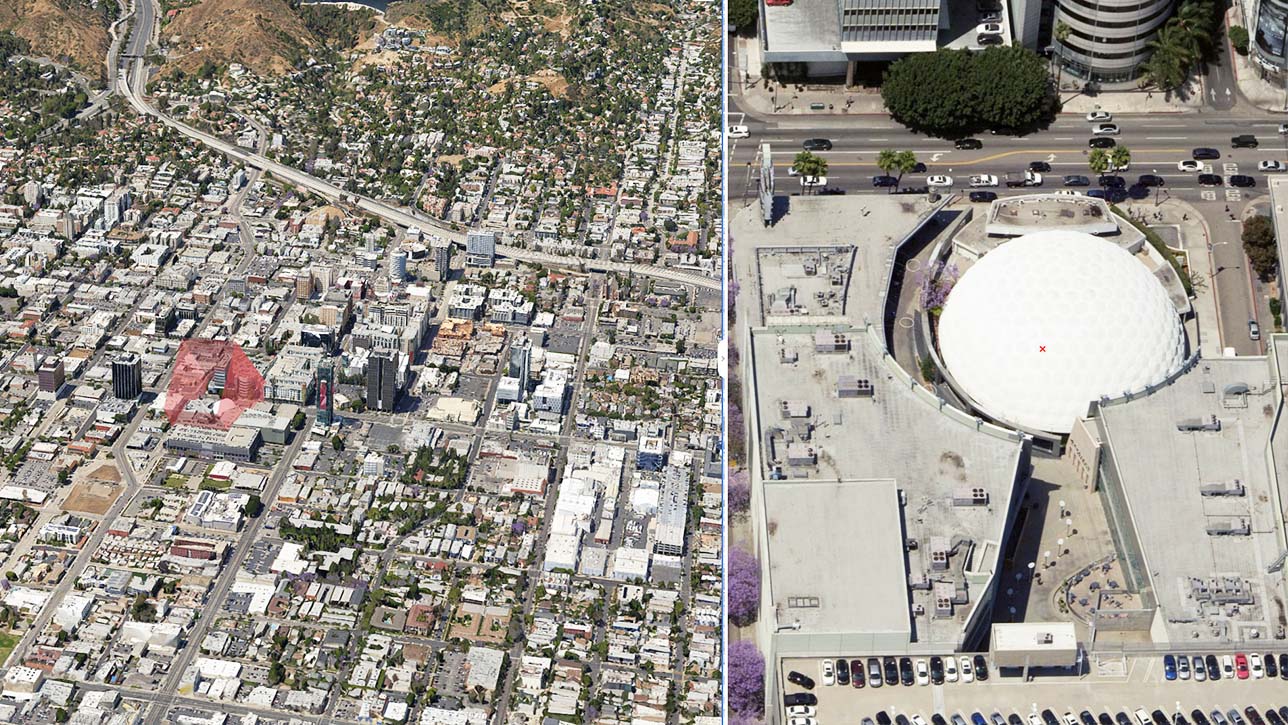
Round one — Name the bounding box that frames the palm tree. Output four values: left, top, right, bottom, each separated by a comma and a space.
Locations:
793, 151, 828, 194
1089, 148, 1111, 196
1173, 0, 1215, 55
1109, 145, 1132, 173
876, 149, 899, 193
1054, 22, 1071, 91
895, 150, 919, 185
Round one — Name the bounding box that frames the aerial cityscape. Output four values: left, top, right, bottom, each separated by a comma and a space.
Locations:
0, 0, 723, 723
728, 0, 1288, 723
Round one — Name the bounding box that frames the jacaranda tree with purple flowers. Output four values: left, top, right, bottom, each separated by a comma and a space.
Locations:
728, 545, 760, 626
728, 639, 765, 717
728, 469, 750, 515
917, 260, 960, 314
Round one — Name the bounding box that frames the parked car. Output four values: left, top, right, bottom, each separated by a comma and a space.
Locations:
1193, 147, 1221, 160
784, 693, 817, 707
1089, 137, 1116, 148
1260, 160, 1286, 172
973, 655, 989, 681
1232, 134, 1259, 148
1205, 654, 1220, 680
1231, 653, 1245, 679
973, 715, 988, 725
1092, 123, 1120, 136
915, 658, 930, 686
876, 712, 893, 725
1177, 654, 1190, 679
802, 138, 832, 151
955, 138, 983, 150
945, 656, 959, 682
969, 190, 998, 203
788, 707, 817, 718
1229, 174, 1256, 187
850, 659, 865, 688
788, 671, 815, 689
1250, 320, 1261, 341
727, 125, 750, 139
960, 656, 974, 683
1192, 712, 1211, 725
821, 659, 835, 686
1192, 655, 1206, 681
789, 718, 817, 725
1198, 174, 1224, 187
930, 656, 945, 685
1044, 711, 1062, 725
1164, 654, 1177, 680
1280, 653, 1288, 679
899, 657, 914, 686
835, 658, 849, 685
1153, 712, 1171, 725
1249, 653, 1264, 679
977, 33, 1004, 45
1266, 710, 1284, 725
1245, 709, 1266, 725
1270, 654, 1282, 678
1178, 159, 1203, 172
868, 657, 883, 687
883, 656, 898, 686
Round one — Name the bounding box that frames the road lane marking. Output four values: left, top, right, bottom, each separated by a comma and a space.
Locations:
1146, 137, 1187, 140
768, 149, 1189, 168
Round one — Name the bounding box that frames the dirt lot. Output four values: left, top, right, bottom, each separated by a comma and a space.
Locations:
62, 481, 121, 516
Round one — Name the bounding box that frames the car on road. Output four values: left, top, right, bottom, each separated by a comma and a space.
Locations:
784, 693, 817, 707
1198, 174, 1223, 187
870, 175, 898, 188
802, 138, 832, 151
1164, 654, 1177, 680
1092, 123, 1120, 136
1099, 175, 1126, 187
1064, 174, 1091, 186
1088, 187, 1127, 202
928, 175, 954, 187
1250, 320, 1261, 341
1232, 134, 1259, 148
787, 671, 815, 689
1007, 169, 1044, 187
1137, 174, 1165, 187
916, 658, 930, 686
1280, 123, 1288, 135
1229, 174, 1256, 187
974, 655, 989, 680
1088, 137, 1116, 148
1260, 160, 1286, 172
1086, 110, 1112, 122
955, 138, 983, 150
1029, 161, 1052, 172
821, 659, 835, 686
1235, 653, 1250, 679
1193, 147, 1221, 160
969, 174, 999, 187
800, 175, 827, 189
960, 657, 974, 682
728, 125, 750, 139
835, 658, 850, 685
1178, 159, 1203, 172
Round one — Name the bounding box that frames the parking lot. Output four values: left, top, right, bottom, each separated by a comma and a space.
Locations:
781, 656, 1288, 720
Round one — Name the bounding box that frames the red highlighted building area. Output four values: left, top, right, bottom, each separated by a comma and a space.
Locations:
165, 340, 264, 430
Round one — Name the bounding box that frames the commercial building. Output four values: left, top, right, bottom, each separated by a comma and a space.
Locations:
1054, 0, 1176, 82
316, 362, 335, 426
37, 357, 64, 396
431, 238, 452, 281
112, 352, 143, 400
653, 465, 688, 557
466, 230, 498, 267
164, 425, 261, 462
366, 350, 403, 412
263, 345, 324, 404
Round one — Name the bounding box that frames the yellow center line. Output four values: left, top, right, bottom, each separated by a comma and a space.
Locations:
772, 149, 1192, 168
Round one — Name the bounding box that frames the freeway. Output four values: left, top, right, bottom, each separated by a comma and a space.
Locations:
112, 6, 717, 292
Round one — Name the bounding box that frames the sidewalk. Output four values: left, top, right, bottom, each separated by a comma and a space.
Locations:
1225, 6, 1288, 113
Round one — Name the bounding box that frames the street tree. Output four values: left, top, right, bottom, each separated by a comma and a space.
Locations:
729, 0, 758, 34
792, 151, 828, 193
1109, 145, 1132, 172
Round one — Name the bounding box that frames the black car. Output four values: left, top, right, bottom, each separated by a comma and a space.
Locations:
1117, 714, 1134, 725
1088, 188, 1127, 202
784, 693, 817, 707
1099, 175, 1126, 187
1154, 711, 1171, 725
1232, 134, 1259, 148
1137, 174, 1165, 187
1193, 711, 1211, 725
1281, 653, 1288, 679
850, 659, 865, 688
1030, 161, 1052, 172
978, 34, 1004, 45
969, 190, 998, 202
1245, 709, 1265, 725
873, 175, 899, 187
955, 138, 983, 150
930, 656, 945, 684
1266, 654, 1279, 678
1009, 716, 1026, 725
835, 658, 850, 686
1205, 653, 1220, 680
1230, 174, 1256, 187
877, 713, 893, 725
1101, 715, 1116, 725
1064, 174, 1091, 186
1080, 713, 1097, 725
1198, 174, 1224, 187
1266, 710, 1284, 725
898, 656, 914, 686
787, 670, 815, 689
1043, 711, 1061, 725
1193, 147, 1221, 160
973, 655, 989, 681
934, 716, 950, 725
1089, 137, 1116, 148
1279, 711, 1288, 724
883, 656, 898, 686
912, 162, 928, 173
897, 716, 912, 725
1176, 714, 1191, 725
802, 138, 832, 151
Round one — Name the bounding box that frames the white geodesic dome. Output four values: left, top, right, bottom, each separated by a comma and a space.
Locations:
936, 230, 1186, 434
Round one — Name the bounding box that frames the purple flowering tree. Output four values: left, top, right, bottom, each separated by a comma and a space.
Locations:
917, 260, 960, 313
728, 639, 765, 717
728, 546, 761, 627
728, 469, 750, 515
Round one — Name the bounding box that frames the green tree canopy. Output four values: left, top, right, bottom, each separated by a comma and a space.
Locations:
729, 0, 758, 34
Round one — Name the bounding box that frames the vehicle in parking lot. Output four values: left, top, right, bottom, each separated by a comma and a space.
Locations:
1087, 110, 1112, 122
850, 658, 864, 688
969, 190, 998, 203
1229, 711, 1246, 725
788, 671, 815, 689
1192, 712, 1210, 725
868, 657, 882, 687
977, 32, 1004, 45
728, 125, 750, 139
873, 175, 899, 187
969, 174, 999, 187
1116, 714, 1134, 725
944, 656, 958, 682
1064, 174, 1091, 186
1205, 654, 1220, 680
1029, 715, 1044, 725
1260, 160, 1286, 172
1178, 159, 1203, 172
883, 656, 898, 685
1266, 653, 1278, 677
974, 655, 989, 680
1229, 174, 1256, 187
956, 138, 983, 150
1223, 654, 1237, 678
1078, 714, 1095, 725
916, 658, 930, 686
836, 658, 850, 685
1250, 320, 1261, 340
899, 657, 914, 686
896, 715, 912, 725
960, 657, 974, 682
992, 715, 1007, 725
1133, 710, 1151, 725
1137, 174, 1165, 187
802, 138, 832, 151
932, 716, 947, 725
1093, 123, 1119, 136
1193, 147, 1221, 160
1064, 714, 1080, 725
1177, 654, 1190, 679
928, 175, 954, 187
1232, 134, 1259, 148
951, 716, 967, 725
877, 712, 892, 725
784, 693, 817, 707
1267, 711, 1284, 725
1245, 709, 1265, 725
1152, 712, 1169, 725
1043, 711, 1061, 725
1199, 174, 1223, 187
911, 716, 926, 725
1089, 137, 1116, 148
821, 659, 835, 686
1235, 652, 1250, 679
1211, 712, 1229, 725
930, 656, 945, 684
1281, 653, 1288, 678
1192, 655, 1206, 681
1249, 653, 1264, 678
971, 715, 987, 725
1177, 715, 1191, 725
1164, 654, 1177, 680
789, 718, 817, 725
788, 707, 816, 717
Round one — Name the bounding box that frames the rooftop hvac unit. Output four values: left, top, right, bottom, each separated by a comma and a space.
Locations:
952, 486, 989, 506
1177, 416, 1221, 432
1205, 518, 1251, 536
1035, 632, 1054, 645
1199, 480, 1244, 497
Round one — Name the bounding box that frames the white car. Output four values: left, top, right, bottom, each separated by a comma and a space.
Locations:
1052, 189, 1084, 196
1260, 160, 1286, 172
1251, 653, 1265, 678
976, 22, 1003, 35
959, 656, 974, 683
1086, 110, 1112, 122
1279, 123, 1288, 135
728, 125, 750, 139
789, 719, 817, 725
1092, 123, 1120, 136
927, 175, 953, 187
800, 175, 827, 188
1134, 710, 1152, 725
913, 717, 929, 725
915, 658, 930, 685
788, 707, 816, 718
821, 659, 835, 686
944, 656, 958, 682
968, 174, 998, 187
1064, 714, 1080, 725
1178, 159, 1203, 172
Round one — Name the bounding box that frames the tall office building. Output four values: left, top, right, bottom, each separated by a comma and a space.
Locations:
316, 362, 335, 426
390, 248, 408, 283
37, 358, 65, 395
112, 353, 143, 400
465, 230, 498, 268
1054, 0, 1176, 82
431, 239, 451, 281
508, 342, 532, 380
366, 351, 400, 413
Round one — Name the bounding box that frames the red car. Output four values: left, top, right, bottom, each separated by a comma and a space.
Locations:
1235, 653, 1250, 679
765, 0, 793, 5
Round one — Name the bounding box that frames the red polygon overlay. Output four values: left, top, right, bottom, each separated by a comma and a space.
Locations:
166, 340, 265, 430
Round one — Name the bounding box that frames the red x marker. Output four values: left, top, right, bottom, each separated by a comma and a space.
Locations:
1039, 346, 1046, 352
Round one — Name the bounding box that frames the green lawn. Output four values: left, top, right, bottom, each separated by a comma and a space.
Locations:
0, 631, 19, 666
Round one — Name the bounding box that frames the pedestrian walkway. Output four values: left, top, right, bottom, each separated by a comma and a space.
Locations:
1226, 7, 1288, 113
1056, 86, 1202, 115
